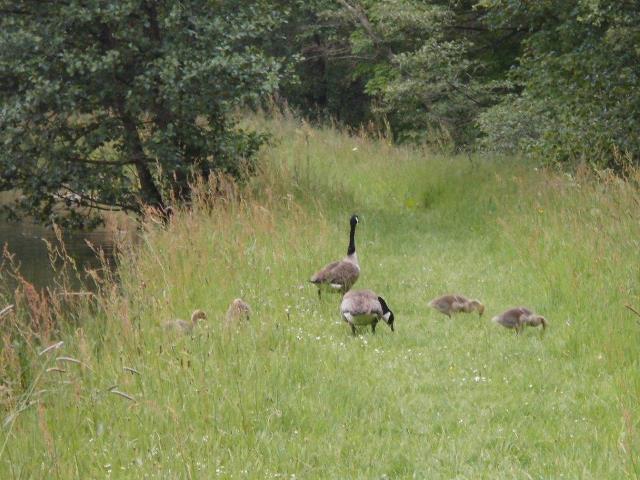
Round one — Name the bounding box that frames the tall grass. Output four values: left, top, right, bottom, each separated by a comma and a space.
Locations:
1, 112, 639, 478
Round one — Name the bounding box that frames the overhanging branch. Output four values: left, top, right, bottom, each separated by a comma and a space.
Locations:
337, 0, 485, 107
56, 187, 139, 212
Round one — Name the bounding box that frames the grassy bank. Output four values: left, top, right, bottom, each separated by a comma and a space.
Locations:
1, 113, 640, 478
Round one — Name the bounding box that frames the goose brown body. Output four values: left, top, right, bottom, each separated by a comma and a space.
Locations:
340, 289, 394, 335
310, 215, 360, 298
310, 258, 360, 292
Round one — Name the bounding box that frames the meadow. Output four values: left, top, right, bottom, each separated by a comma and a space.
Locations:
1, 112, 640, 478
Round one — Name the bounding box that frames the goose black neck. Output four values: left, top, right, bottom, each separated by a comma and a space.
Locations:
347, 221, 356, 255
378, 296, 389, 313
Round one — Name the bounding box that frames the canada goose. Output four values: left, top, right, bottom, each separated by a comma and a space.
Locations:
428, 294, 485, 318
340, 289, 394, 335
225, 298, 251, 324
492, 307, 547, 333
310, 214, 360, 299
163, 309, 207, 334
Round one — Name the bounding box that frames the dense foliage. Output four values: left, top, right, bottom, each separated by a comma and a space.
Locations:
278, 0, 639, 163
1, 0, 639, 226
0, 1, 288, 227
273, 0, 520, 145
478, 0, 640, 167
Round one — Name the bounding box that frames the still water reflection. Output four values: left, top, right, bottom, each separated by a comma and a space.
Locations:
0, 221, 117, 293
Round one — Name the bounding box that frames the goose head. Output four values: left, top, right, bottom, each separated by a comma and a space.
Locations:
469, 300, 485, 317
190, 309, 207, 325
347, 214, 360, 257
378, 296, 395, 332
527, 314, 547, 329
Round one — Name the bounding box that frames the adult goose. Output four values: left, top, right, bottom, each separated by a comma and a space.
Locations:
340, 289, 394, 335
310, 214, 360, 298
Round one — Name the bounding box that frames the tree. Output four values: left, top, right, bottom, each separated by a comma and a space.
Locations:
477, 0, 640, 167
343, 0, 523, 146
275, 1, 521, 147
0, 0, 289, 227
262, 0, 373, 126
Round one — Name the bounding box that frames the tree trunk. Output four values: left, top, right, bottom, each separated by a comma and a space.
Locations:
120, 111, 166, 211
101, 20, 166, 213
144, 0, 194, 204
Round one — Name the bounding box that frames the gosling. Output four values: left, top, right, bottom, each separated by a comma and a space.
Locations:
225, 298, 251, 324
163, 309, 207, 334
340, 289, 395, 335
492, 307, 547, 333
428, 294, 485, 318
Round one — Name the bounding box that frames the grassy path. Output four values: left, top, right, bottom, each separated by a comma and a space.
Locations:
1, 115, 639, 478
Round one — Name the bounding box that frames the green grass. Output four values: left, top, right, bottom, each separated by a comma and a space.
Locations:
1, 113, 640, 478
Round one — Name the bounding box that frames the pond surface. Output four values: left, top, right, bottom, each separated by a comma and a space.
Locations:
0, 220, 118, 294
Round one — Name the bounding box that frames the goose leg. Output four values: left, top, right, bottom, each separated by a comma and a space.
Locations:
371, 320, 378, 334
343, 313, 357, 336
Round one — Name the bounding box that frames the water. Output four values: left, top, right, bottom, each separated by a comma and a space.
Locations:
0, 221, 118, 294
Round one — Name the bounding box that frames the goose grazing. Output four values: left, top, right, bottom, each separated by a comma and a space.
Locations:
225, 298, 251, 324
310, 214, 360, 299
492, 307, 547, 333
340, 289, 394, 335
428, 294, 485, 318
522, 313, 547, 330
163, 309, 207, 334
